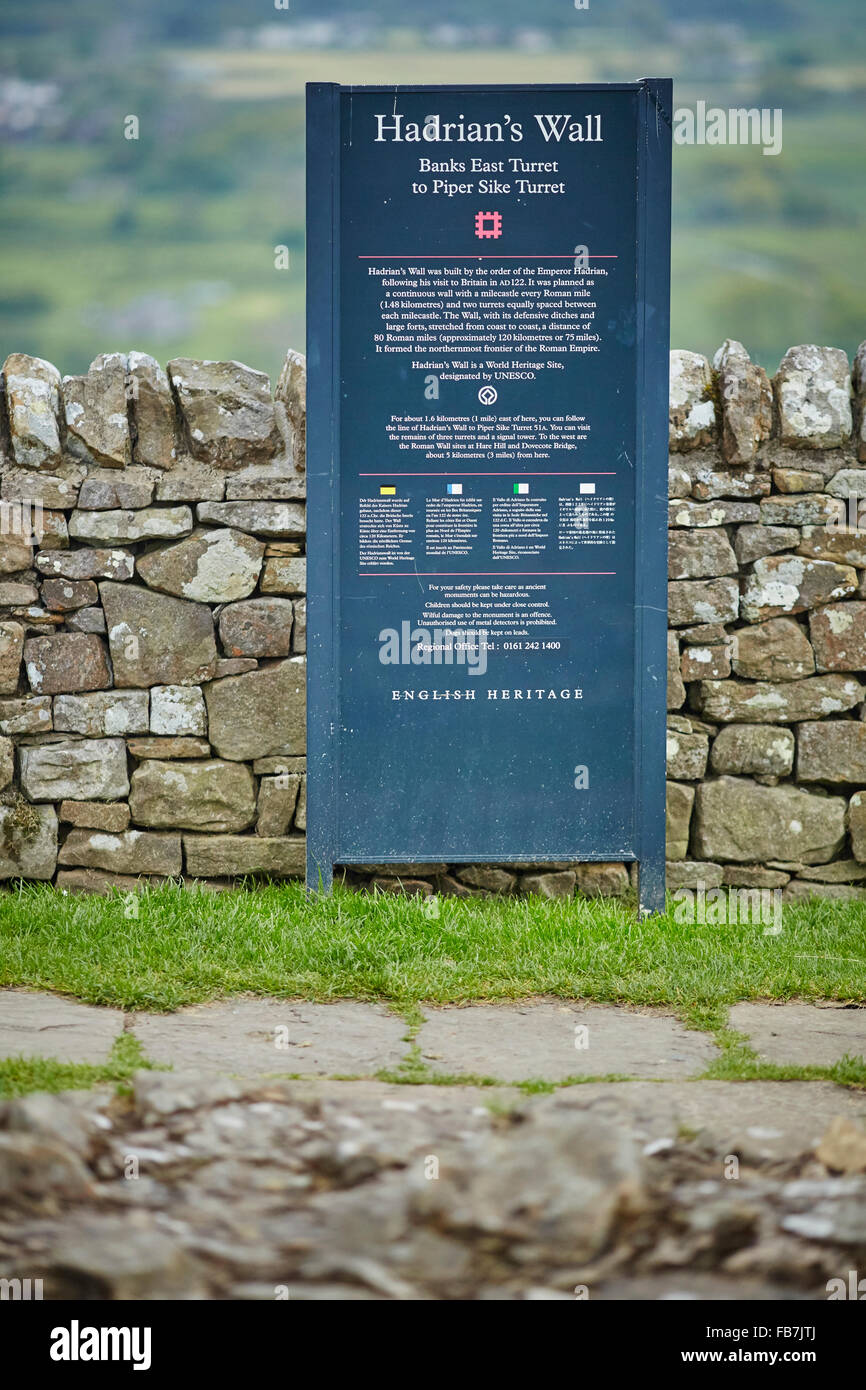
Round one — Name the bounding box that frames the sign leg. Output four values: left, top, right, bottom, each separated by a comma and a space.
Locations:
638, 857, 666, 917
305, 852, 333, 896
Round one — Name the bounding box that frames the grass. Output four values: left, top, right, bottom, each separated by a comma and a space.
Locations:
0, 1034, 160, 1100
0, 879, 864, 1014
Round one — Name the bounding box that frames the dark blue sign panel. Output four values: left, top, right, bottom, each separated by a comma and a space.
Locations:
307, 82, 671, 913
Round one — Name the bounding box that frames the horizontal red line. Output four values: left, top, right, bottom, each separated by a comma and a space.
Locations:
360, 471, 614, 476
359, 571, 616, 576
357, 255, 618, 259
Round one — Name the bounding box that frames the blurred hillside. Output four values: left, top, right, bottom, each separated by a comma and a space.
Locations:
1, 0, 864, 378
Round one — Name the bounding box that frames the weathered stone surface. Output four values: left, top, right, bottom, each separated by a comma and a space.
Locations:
689, 465, 770, 501
276, 346, 306, 474
693, 778, 846, 863
796, 524, 866, 568
150, 685, 206, 737
219, 598, 293, 658
854, 340, 866, 463
0, 582, 38, 605
168, 358, 280, 468
59, 800, 130, 832
128, 352, 177, 469
667, 631, 685, 709
54, 690, 149, 737
253, 756, 306, 775
205, 658, 305, 762
847, 791, 866, 862
455, 865, 516, 893
668, 577, 739, 627
130, 760, 256, 833
127, 737, 210, 759
66, 606, 106, 634
668, 351, 715, 450
20, 739, 128, 801
136, 528, 264, 603
154, 459, 224, 502
69, 506, 192, 546
783, 880, 866, 903
666, 729, 709, 780
1, 464, 84, 510
101, 582, 217, 687
710, 725, 795, 777
668, 528, 736, 580
669, 465, 693, 501
224, 463, 305, 501
0, 803, 57, 880
55, 868, 160, 895
741, 555, 857, 621
63, 353, 130, 467
24, 633, 111, 694
2, 353, 62, 470
0, 533, 33, 575
775, 344, 853, 448
713, 340, 773, 465
576, 863, 628, 898
669, 499, 760, 528
666, 860, 723, 890
77, 467, 156, 511
196, 501, 305, 538
260, 556, 306, 595
759, 494, 842, 527
797, 722, 866, 783
292, 597, 306, 653
721, 864, 790, 889
0, 735, 13, 789
796, 859, 866, 883
37, 511, 68, 548
213, 658, 257, 678
0, 621, 24, 695
41, 578, 98, 611
824, 467, 866, 498
666, 781, 694, 860
696, 674, 862, 723
815, 1117, 866, 1174
730, 618, 815, 682
514, 869, 573, 898
680, 644, 731, 682
256, 775, 301, 837
9, 606, 63, 626
0, 695, 51, 734
808, 602, 866, 671
734, 525, 800, 566
36, 548, 134, 581
772, 469, 825, 493
58, 827, 182, 876
183, 834, 305, 877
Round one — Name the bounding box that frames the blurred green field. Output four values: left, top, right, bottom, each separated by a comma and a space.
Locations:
1, 1, 864, 380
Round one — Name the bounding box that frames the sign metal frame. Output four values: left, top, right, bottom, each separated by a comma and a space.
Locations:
306, 80, 672, 914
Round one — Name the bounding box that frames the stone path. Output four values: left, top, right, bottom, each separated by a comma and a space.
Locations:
2, 990, 865, 1081
2, 991, 865, 1300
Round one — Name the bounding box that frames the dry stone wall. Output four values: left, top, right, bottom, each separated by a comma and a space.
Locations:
1, 339, 866, 901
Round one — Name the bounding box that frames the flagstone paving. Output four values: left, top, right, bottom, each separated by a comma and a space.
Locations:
0, 990, 126, 1065
131, 998, 408, 1077
2, 992, 866, 1300
729, 1001, 866, 1067
414, 1001, 718, 1080
0, 992, 864, 1080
